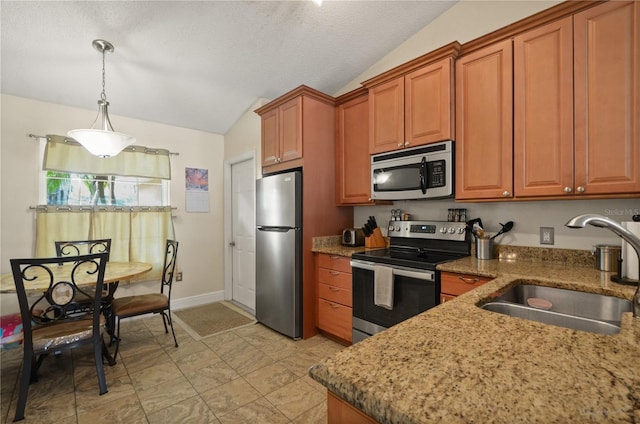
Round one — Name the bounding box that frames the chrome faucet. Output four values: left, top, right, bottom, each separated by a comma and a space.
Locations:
566, 214, 640, 318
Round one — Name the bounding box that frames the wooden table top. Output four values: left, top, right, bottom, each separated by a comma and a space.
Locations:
0, 261, 152, 294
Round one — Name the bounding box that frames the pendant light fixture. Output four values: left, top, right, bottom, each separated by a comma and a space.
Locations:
67, 39, 135, 158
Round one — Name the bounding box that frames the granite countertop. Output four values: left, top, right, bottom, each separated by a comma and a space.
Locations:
309, 256, 640, 423
311, 235, 371, 257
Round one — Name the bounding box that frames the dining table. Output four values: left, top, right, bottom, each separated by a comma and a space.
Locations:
1, 261, 152, 363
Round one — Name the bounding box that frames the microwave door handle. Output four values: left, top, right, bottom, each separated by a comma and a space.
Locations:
420, 157, 428, 194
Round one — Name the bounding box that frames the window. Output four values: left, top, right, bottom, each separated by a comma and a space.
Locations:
44, 172, 169, 206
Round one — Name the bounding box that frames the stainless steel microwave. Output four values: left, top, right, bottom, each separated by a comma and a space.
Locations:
371, 141, 454, 200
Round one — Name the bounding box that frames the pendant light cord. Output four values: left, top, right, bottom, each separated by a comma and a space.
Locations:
101, 48, 107, 102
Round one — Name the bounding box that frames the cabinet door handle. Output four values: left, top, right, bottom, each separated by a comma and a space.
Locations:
330, 256, 341, 260
397, 142, 404, 147
404, 141, 410, 147
502, 190, 511, 197
329, 271, 340, 276
576, 186, 585, 193
330, 303, 340, 309
329, 287, 340, 292
563, 186, 572, 193
458, 276, 480, 284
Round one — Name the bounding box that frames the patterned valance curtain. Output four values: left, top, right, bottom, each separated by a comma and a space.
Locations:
43, 134, 172, 179
34, 207, 175, 282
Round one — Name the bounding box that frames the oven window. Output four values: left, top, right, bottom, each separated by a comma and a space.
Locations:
373, 164, 421, 192
352, 268, 439, 329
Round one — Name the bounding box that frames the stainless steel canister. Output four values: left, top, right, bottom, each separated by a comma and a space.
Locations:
476, 238, 494, 260
594, 244, 621, 271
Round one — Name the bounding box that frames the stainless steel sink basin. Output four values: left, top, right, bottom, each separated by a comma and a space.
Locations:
481, 283, 633, 335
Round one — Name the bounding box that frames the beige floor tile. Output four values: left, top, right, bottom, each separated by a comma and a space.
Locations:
291, 400, 328, 424
217, 397, 289, 424
115, 329, 160, 359
8, 391, 76, 423
185, 360, 240, 394
265, 378, 326, 420
277, 349, 322, 377
200, 377, 261, 416
137, 375, 197, 414
129, 361, 183, 391
121, 347, 172, 374
224, 346, 274, 376
202, 332, 252, 359
74, 373, 136, 415
244, 362, 298, 396
165, 338, 209, 362
175, 348, 221, 374
146, 395, 219, 424
307, 339, 345, 358
76, 394, 147, 424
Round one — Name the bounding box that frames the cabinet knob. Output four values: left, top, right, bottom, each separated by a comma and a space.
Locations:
397, 142, 404, 147
404, 141, 410, 147
502, 190, 511, 197
576, 186, 585, 193
563, 186, 572, 193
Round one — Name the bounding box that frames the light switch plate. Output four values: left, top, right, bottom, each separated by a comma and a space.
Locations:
540, 227, 554, 245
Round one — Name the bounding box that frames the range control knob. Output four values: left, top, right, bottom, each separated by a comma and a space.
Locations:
458, 227, 465, 234
440, 227, 447, 234
448, 227, 456, 234
388, 225, 394, 232
395, 225, 401, 232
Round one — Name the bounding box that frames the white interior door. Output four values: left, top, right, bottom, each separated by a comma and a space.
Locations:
230, 158, 256, 312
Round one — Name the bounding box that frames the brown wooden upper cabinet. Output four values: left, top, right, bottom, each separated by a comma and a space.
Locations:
363, 42, 460, 155
515, 1, 640, 198
455, 39, 513, 200
457, 1, 639, 201
255, 86, 336, 174
335, 89, 373, 205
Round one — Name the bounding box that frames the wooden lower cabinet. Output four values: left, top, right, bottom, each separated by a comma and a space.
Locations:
440, 271, 493, 303
328, 392, 379, 424
316, 254, 353, 344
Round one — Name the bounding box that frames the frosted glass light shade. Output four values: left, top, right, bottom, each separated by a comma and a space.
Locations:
67, 129, 136, 158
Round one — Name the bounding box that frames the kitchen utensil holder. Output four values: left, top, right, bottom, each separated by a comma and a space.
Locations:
365, 227, 387, 248
476, 238, 494, 260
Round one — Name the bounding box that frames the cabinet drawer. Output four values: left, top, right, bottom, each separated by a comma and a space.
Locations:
441, 272, 493, 296
319, 283, 352, 307
317, 254, 352, 273
318, 268, 352, 290
318, 299, 352, 342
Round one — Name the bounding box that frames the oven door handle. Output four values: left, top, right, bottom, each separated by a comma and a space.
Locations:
350, 260, 434, 281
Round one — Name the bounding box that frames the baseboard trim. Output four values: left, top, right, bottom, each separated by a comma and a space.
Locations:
171, 291, 225, 311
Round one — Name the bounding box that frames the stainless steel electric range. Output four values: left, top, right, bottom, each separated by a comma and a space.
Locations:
350, 220, 470, 343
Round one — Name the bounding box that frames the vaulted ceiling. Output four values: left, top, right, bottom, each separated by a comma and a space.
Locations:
1, 1, 457, 135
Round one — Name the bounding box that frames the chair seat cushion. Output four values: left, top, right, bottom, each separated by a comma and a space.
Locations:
112, 293, 169, 318
32, 315, 105, 353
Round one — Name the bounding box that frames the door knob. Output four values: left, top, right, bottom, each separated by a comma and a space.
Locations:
229, 241, 236, 247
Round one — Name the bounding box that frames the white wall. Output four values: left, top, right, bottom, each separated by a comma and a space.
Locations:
1, 94, 224, 313
335, 0, 563, 96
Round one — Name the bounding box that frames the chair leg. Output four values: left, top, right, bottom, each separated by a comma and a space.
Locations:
94, 335, 108, 395
160, 311, 169, 334
14, 350, 33, 421
165, 310, 179, 348
112, 317, 122, 360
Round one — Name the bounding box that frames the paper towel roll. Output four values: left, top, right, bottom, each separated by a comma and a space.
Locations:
621, 221, 640, 280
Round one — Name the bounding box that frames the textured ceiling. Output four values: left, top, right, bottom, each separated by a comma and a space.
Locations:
1, 1, 457, 135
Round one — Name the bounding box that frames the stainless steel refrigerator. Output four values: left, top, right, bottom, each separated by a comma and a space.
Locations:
255, 171, 302, 339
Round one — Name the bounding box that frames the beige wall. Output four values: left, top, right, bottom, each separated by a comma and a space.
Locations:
224, 98, 268, 180
1, 94, 225, 313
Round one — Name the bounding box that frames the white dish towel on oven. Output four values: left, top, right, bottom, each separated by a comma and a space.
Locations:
374, 265, 394, 310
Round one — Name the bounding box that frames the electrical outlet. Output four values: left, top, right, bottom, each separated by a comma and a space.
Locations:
540, 227, 554, 245
176, 271, 183, 282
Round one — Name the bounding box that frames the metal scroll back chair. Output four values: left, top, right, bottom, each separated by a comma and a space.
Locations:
10, 252, 111, 422
55, 239, 111, 260
111, 240, 179, 359
54, 239, 112, 314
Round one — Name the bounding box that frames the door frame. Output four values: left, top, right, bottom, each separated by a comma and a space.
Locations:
223, 151, 257, 303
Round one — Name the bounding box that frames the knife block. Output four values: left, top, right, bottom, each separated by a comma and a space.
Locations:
365, 227, 386, 248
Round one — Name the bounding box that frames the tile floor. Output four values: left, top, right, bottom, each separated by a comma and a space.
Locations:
0, 316, 346, 423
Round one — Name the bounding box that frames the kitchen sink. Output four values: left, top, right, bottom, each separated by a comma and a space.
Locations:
481, 283, 633, 335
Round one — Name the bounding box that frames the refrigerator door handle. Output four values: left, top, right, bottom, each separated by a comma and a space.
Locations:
257, 226, 295, 232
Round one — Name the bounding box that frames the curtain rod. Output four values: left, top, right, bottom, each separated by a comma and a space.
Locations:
28, 133, 180, 156
29, 205, 178, 211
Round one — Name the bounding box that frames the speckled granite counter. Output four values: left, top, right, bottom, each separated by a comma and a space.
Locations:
309, 256, 640, 423
312, 235, 368, 257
